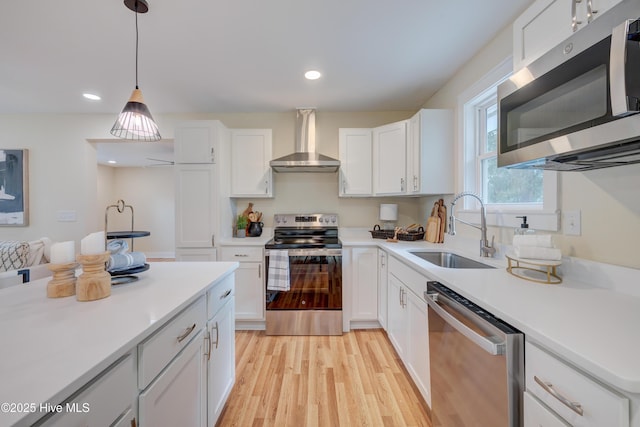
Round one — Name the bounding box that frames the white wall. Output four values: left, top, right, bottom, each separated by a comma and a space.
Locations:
420, 25, 640, 269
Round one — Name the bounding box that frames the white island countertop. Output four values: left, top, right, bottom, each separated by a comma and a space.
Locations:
341, 232, 640, 395
0, 261, 238, 427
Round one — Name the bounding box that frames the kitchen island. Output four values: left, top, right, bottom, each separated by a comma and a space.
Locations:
0, 261, 238, 427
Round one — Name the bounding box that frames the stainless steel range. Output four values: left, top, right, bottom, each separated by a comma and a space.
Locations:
264, 213, 342, 336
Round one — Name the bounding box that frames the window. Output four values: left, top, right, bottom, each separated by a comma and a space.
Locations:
458, 58, 559, 231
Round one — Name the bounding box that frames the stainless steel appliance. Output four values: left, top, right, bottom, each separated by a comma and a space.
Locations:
265, 213, 342, 335
425, 281, 524, 427
498, 0, 640, 171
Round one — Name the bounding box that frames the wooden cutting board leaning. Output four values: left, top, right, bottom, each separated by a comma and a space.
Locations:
425, 199, 447, 243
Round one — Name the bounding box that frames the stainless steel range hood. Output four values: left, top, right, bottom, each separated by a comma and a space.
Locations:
270, 109, 340, 173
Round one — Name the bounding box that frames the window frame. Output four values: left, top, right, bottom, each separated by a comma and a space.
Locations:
456, 57, 560, 231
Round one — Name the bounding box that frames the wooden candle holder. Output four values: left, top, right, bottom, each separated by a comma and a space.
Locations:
47, 262, 78, 298
76, 252, 111, 302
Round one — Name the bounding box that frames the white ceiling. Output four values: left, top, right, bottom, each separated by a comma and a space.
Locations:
1, 0, 533, 166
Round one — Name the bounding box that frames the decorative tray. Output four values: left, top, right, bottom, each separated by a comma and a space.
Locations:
505, 253, 562, 284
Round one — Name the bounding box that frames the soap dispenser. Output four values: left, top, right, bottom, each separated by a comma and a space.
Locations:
515, 216, 534, 235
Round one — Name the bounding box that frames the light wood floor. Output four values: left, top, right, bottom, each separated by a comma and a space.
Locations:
216, 329, 432, 427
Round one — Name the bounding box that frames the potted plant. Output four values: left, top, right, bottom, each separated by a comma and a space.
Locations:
236, 215, 248, 238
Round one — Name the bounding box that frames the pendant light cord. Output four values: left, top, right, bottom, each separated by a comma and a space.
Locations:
135, 1, 139, 89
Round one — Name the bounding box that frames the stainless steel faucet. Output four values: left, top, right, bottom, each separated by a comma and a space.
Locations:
448, 192, 496, 258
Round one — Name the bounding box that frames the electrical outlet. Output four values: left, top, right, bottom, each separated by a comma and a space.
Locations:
563, 210, 581, 236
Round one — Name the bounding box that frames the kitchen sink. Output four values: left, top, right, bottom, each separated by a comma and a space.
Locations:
409, 251, 495, 269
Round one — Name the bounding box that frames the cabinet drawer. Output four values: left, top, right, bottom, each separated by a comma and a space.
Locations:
207, 274, 235, 319
524, 391, 570, 427
39, 354, 136, 426
138, 296, 207, 390
526, 341, 629, 427
219, 246, 263, 262
389, 255, 429, 298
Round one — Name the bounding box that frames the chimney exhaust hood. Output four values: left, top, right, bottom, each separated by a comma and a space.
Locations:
270, 109, 340, 173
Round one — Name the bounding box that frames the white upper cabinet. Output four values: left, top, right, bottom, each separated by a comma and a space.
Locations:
230, 129, 273, 198
338, 128, 373, 196
373, 120, 407, 196
406, 109, 454, 195
175, 121, 221, 164
513, 0, 623, 70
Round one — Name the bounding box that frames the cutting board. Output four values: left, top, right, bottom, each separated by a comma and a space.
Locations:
437, 199, 447, 243
425, 202, 441, 243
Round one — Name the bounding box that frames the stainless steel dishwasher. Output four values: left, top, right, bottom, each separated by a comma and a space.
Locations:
425, 281, 524, 427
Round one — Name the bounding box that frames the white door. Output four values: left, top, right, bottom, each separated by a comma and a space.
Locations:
350, 247, 378, 321
373, 121, 407, 195
139, 330, 207, 427
406, 289, 431, 406
207, 299, 236, 426
234, 262, 264, 320
230, 129, 273, 197
377, 250, 388, 330
175, 122, 217, 164
386, 275, 407, 358
338, 128, 373, 196
175, 164, 217, 248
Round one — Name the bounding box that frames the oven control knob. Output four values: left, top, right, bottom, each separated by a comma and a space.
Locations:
275, 216, 281, 224
331, 216, 337, 223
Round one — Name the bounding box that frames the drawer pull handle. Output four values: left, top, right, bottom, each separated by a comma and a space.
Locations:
213, 321, 219, 349
534, 375, 584, 416
177, 323, 196, 343
220, 289, 232, 299
204, 331, 212, 361
234, 254, 249, 257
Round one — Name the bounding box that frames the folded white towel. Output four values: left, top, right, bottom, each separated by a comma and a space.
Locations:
267, 250, 290, 292
108, 252, 146, 272
512, 234, 553, 248
514, 246, 562, 261
107, 239, 129, 255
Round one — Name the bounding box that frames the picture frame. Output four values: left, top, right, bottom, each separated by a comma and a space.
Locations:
0, 149, 29, 226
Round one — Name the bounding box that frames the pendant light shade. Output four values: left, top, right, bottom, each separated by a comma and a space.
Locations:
110, 0, 161, 141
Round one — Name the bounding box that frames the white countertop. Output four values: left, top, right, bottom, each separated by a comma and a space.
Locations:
341, 231, 640, 395
0, 261, 238, 427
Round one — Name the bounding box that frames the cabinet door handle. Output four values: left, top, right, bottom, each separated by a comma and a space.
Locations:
212, 321, 219, 349
204, 330, 212, 361
234, 254, 249, 257
586, 0, 596, 22
258, 264, 262, 279
211, 147, 215, 163
265, 180, 269, 194
212, 234, 215, 247
220, 289, 232, 299
413, 175, 418, 191
177, 323, 196, 343
342, 180, 346, 194
571, 0, 583, 32
400, 178, 405, 192
380, 254, 385, 268
534, 376, 584, 416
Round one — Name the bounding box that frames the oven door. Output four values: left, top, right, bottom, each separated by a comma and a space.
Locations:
498, 18, 640, 168
265, 248, 342, 311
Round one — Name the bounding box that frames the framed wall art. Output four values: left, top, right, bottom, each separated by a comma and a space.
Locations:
0, 149, 29, 226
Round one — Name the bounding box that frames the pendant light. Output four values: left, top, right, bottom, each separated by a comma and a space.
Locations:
110, 0, 161, 141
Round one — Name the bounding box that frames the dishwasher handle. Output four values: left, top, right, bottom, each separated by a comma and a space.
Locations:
425, 291, 505, 356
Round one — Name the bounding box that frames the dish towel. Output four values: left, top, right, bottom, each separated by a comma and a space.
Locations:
108, 252, 146, 272
267, 250, 290, 292
107, 239, 129, 255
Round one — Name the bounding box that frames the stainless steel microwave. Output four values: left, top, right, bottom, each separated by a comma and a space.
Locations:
498, 0, 640, 171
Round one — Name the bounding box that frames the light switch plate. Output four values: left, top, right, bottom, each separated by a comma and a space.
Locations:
563, 210, 581, 236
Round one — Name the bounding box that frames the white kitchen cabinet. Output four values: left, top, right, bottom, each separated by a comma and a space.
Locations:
175, 164, 218, 248
377, 249, 388, 330
513, 0, 623, 70
206, 289, 236, 426
524, 391, 571, 427
525, 340, 629, 427
406, 109, 454, 195
138, 329, 207, 427
386, 258, 431, 405
39, 354, 137, 427
219, 246, 264, 324
338, 128, 373, 196
175, 121, 219, 164
373, 120, 407, 195
230, 129, 273, 198
175, 121, 233, 260
350, 247, 378, 323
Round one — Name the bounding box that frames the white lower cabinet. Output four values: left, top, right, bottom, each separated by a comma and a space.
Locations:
38, 354, 137, 427
386, 257, 431, 406
207, 295, 236, 425
525, 340, 629, 427
176, 248, 217, 262
219, 246, 264, 323
377, 249, 388, 330
350, 247, 379, 323
138, 329, 207, 427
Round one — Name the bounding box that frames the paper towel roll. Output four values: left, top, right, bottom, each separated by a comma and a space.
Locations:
513, 234, 553, 248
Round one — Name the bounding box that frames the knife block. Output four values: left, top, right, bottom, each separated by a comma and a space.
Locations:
46, 262, 78, 298
76, 252, 111, 302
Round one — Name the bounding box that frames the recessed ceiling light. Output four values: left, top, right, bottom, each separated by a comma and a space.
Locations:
83, 93, 101, 101
108, 160, 117, 164
304, 70, 322, 80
